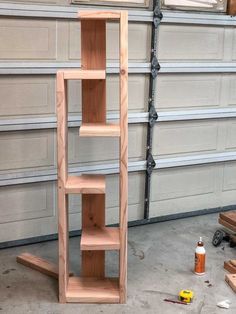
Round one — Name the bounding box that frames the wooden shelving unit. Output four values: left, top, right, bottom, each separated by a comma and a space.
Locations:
57, 10, 128, 304
16, 9, 128, 304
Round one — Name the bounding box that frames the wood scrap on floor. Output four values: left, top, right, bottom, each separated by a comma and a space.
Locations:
224, 260, 236, 274
225, 274, 236, 293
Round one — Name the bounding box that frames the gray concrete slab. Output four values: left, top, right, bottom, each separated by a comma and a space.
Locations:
0, 213, 235, 314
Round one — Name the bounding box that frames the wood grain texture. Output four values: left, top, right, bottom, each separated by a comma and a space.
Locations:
79, 123, 120, 137
17, 253, 73, 278
228, 0, 236, 16
219, 218, 236, 233
66, 277, 120, 303
82, 194, 105, 278
79, 10, 121, 20
56, 71, 69, 303
81, 227, 120, 250
225, 273, 236, 293
62, 69, 105, 80
119, 11, 128, 304
224, 261, 236, 274
81, 20, 106, 123
65, 175, 105, 194
220, 211, 236, 226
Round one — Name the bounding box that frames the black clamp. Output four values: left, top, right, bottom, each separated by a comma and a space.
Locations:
151, 55, 161, 79
149, 103, 158, 127
153, 5, 163, 27
146, 154, 156, 175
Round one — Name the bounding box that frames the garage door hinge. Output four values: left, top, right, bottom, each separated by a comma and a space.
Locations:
149, 103, 158, 127
151, 55, 161, 79
153, 5, 163, 27
146, 153, 156, 175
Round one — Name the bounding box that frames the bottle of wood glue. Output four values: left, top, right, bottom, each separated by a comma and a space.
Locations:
194, 237, 206, 275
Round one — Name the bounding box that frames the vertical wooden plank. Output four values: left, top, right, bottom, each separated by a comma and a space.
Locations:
81, 194, 105, 277
56, 72, 69, 303
81, 20, 106, 123
119, 12, 128, 304
81, 18, 107, 278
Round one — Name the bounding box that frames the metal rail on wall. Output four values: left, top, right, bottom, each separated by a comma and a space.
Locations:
144, 0, 162, 219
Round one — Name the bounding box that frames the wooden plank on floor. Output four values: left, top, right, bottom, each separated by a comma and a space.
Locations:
224, 261, 236, 274
17, 253, 73, 279
225, 273, 236, 293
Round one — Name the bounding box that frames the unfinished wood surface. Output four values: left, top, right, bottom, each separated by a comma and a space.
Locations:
82, 194, 105, 277
220, 211, 236, 226
81, 227, 120, 250
17, 253, 58, 279
228, 0, 236, 16
81, 20, 106, 123
219, 218, 236, 233
224, 261, 236, 274
66, 277, 120, 303
119, 11, 128, 304
225, 273, 236, 293
79, 10, 121, 20
65, 175, 105, 194
56, 71, 69, 303
231, 260, 236, 267
62, 69, 105, 80
79, 123, 120, 137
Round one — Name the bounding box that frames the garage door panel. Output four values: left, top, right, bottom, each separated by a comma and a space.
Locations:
0, 18, 57, 60
153, 121, 218, 157
158, 25, 224, 61
0, 130, 55, 171
69, 22, 151, 62
231, 29, 236, 61
150, 165, 219, 217
69, 124, 146, 165
228, 74, 236, 105
73, 0, 150, 7
156, 74, 222, 110
1, 0, 64, 3
220, 162, 236, 206
225, 121, 236, 150
68, 74, 148, 113
0, 76, 55, 117
223, 162, 236, 192
0, 182, 54, 225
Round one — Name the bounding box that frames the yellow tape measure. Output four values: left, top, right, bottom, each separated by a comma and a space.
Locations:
178, 290, 194, 303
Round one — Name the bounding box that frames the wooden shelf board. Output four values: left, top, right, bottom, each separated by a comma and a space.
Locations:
66, 277, 120, 303
65, 175, 105, 194
78, 11, 121, 20
60, 70, 105, 80
79, 123, 120, 137
81, 227, 120, 251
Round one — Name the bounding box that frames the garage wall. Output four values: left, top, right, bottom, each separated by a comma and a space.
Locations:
150, 21, 236, 218
1, 1, 236, 245
0, 2, 151, 244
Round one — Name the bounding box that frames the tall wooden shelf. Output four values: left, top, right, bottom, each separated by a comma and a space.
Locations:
16, 10, 128, 304
57, 10, 128, 304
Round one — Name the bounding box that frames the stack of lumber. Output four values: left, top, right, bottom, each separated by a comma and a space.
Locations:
224, 259, 236, 293
219, 211, 236, 233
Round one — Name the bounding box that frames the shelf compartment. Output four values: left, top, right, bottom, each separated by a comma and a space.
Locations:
79, 123, 120, 137
61, 70, 106, 80
81, 227, 120, 251
66, 276, 120, 303
65, 175, 105, 194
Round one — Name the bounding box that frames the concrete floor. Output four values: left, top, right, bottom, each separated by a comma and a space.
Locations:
0, 213, 235, 314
